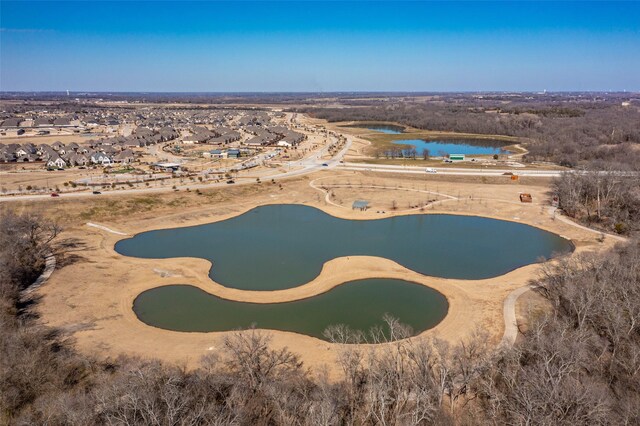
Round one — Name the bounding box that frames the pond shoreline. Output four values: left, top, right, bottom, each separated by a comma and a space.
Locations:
115, 204, 574, 291
133, 279, 449, 341
34, 174, 607, 376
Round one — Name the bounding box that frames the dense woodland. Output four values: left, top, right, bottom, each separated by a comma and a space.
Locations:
554, 170, 640, 234
1, 212, 639, 425
298, 98, 640, 168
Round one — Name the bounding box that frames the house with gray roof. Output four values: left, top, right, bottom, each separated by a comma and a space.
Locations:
51, 141, 65, 151
53, 118, 72, 127
47, 155, 67, 169
183, 133, 211, 144
68, 153, 90, 166
0, 118, 21, 128
34, 118, 53, 127
113, 149, 135, 164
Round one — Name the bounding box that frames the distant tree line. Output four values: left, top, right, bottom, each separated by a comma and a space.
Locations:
1, 212, 639, 424
295, 100, 640, 169
375, 147, 428, 160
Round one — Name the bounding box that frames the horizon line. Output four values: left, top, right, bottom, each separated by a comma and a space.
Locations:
1, 90, 639, 95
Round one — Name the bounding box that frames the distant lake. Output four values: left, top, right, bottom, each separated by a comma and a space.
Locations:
350, 124, 405, 134
367, 125, 404, 134
392, 139, 511, 156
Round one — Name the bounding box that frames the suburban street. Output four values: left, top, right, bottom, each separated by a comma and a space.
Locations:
338, 162, 566, 177
2, 134, 636, 203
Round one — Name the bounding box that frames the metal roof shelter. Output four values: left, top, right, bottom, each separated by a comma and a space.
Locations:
153, 162, 181, 171
352, 200, 370, 211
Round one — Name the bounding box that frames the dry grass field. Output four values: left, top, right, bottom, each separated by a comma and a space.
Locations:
0, 133, 97, 145
7, 169, 618, 378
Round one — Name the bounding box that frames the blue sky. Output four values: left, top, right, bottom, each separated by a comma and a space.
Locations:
1, 1, 639, 92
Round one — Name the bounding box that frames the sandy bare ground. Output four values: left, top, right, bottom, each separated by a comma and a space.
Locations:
0, 168, 104, 192
0, 134, 99, 145
25, 171, 616, 378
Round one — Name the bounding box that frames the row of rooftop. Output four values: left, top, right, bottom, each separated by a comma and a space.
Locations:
0, 108, 282, 132
0, 126, 179, 167
0, 107, 308, 168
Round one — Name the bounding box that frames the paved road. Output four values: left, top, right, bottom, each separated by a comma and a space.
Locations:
3, 138, 635, 203
339, 162, 639, 178
339, 162, 565, 177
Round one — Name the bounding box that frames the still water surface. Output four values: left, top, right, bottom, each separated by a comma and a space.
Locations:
363, 124, 405, 134
133, 279, 449, 339
392, 139, 511, 155
116, 205, 573, 291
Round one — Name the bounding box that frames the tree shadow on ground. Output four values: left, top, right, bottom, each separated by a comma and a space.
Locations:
17, 293, 43, 321
54, 237, 91, 268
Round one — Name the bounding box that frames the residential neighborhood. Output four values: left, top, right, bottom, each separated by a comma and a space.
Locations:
1, 107, 308, 171
0, 102, 334, 196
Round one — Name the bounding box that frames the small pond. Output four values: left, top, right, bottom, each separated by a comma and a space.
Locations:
347, 123, 406, 134
365, 124, 405, 134
133, 279, 449, 340
392, 139, 511, 156
116, 205, 573, 291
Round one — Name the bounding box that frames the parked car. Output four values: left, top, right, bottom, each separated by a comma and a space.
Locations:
425, 168, 438, 173
50, 193, 60, 197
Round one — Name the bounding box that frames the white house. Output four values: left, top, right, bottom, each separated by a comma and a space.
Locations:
14, 147, 29, 157
90, 152, 112, 165
47, 156, 67, 168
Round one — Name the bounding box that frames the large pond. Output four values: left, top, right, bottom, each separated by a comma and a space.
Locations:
133, 279, 449, 340
392, 139, 511, 156
116, 204, 573, 291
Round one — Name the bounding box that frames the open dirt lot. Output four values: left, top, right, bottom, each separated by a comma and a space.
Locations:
11, 170, 619, 378
0, 133, 99, 145
0, 167, 105, 192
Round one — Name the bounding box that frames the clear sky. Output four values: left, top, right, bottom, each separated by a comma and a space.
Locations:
1, 1, 639, 92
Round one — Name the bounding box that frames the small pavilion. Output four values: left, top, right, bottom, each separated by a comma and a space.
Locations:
352, 200, 370, 211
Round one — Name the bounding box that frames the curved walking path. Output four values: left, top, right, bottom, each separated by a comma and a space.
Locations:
500, 284, 537, 348
549, 207, 627, 242
22, 252, 56, 297
311, 176, 628, 350
87, 222, 129, 236
309, 175, 457, 212
500, 208, 628, 348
